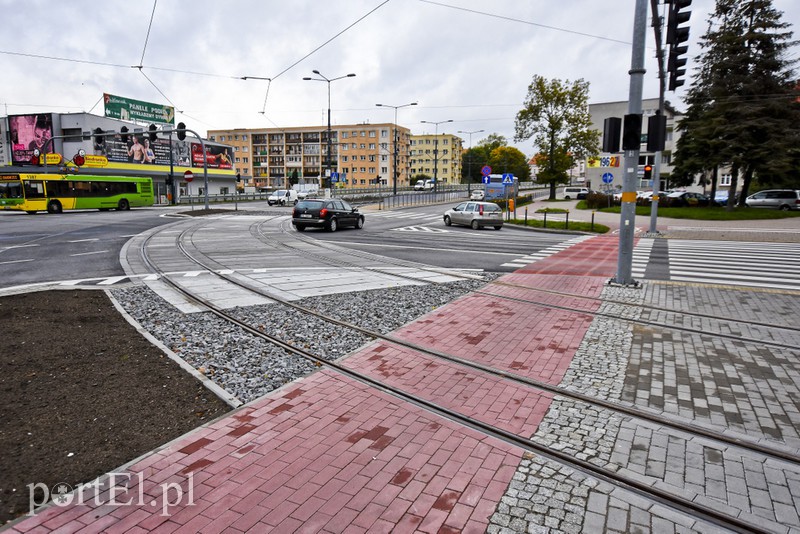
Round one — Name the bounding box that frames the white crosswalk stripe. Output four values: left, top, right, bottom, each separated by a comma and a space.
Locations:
632, 238, 655, 276
500, 235, 595, 268
394, 226, 450, 233
666, 240, 800, 291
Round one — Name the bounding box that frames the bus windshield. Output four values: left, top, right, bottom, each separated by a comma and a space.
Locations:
0, 181, 23, 199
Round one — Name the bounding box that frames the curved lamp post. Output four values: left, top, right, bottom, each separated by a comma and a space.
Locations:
420, 119, 453, 193
376, 102, 417, 195
458, 129, 484, 193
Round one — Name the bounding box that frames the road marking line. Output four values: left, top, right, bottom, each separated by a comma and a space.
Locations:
0, 258, 35, 265
69, 250, 109, 256
0, 244, 40, 251
68, 238, 99, 243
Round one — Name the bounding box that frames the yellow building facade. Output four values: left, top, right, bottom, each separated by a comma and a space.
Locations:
409, 134, 463, 185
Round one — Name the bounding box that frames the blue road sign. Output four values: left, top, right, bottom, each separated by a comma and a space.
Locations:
330, 172, 339, 183
502, 173, 514, 184
481, 165, 492, 176
602, 172, 614, 184
482, 176, 490, 184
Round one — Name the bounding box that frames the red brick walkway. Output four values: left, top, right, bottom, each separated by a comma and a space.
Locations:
8, 235, 625, 533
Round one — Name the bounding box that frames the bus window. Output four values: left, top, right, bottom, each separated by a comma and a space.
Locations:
24, 181, 45, 199
46, 180, 72, 197
0, 181, 23, 199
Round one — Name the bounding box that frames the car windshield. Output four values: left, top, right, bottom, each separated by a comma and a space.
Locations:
483, 204, 501, 212
296, 200, 324, 209
274, 190, 287, 195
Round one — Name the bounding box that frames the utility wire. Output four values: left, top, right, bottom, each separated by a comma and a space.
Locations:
140, 0, 158, 66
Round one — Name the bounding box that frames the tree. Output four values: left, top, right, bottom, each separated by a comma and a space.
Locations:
674, 0, 800, 209
461, 134, 531, 183
514, 76, 600, 200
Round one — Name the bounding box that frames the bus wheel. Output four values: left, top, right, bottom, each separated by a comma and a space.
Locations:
47, 200, 62, 214
117, 199, 130, 211
26, 211, 37, 215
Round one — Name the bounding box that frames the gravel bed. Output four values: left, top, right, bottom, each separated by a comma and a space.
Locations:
112, 275, 496, 404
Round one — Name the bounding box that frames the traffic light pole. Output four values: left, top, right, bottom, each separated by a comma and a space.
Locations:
613, 0, 648, 287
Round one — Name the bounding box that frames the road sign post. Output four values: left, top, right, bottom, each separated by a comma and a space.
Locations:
184, 170, 194, 210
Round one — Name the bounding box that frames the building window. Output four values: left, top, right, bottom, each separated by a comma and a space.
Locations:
443, 139, 448, 145
360, 131, 366, 137
243, 134, 248, 140
220, 136, 225, 141
243, 147, 248, 152
381, 167, 388, 173
720, 173, 732, 186
380, 143, 388, 150
369, 131, 376, 138
342, 132, 348, 138
235, 135, 239, 140
244, 157, 248, 163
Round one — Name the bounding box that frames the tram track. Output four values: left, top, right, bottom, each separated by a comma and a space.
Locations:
137, 224, 784, 534
129, 216, 800, 533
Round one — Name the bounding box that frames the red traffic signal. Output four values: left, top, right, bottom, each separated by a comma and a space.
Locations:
30, 149, 41, 166
74, 154, 85, 166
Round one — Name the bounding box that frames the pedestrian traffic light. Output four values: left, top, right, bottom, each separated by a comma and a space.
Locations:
177, 122, 187, 141
120, 126, 129, 144
148, 124, 158, 142
643, 164, 653, 180
666, 0, 691, 91
93, 127, 104, 146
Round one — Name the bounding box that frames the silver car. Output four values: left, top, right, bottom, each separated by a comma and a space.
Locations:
745, 190, 800, 211
443, 201, 503, 230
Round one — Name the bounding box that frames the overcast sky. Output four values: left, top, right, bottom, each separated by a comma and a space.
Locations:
1, 0, 798, 154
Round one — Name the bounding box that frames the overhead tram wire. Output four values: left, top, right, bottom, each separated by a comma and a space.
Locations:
140, 0, 159, 66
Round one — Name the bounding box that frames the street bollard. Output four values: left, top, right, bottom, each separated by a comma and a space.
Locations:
566, 210, 569, 230
543, 211, 547, 228
525, 207, 528, 226
591, 211, 595, 231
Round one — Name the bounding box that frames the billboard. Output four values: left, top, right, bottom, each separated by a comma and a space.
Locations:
0, 119, 9, 166
8, 113, 55, 164
93, 132, 191, 167
103, 93, 175, 125
191, 143, 233, 170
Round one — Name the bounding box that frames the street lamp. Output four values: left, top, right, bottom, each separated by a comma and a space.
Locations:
303, 70, 356, 194
376, 102, 417, 195
458, 129, 484, 194
420, 119, 453, 193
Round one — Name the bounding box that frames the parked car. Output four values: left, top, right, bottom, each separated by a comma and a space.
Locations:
665, 191, 717, 207
470, 189, 485, 200
562, 186, 590, 200
745, 189, 800, 211
292, 199, 365, 232
413, 179, 426, 191
443, 201, 503, 230
267, 189, 299, 206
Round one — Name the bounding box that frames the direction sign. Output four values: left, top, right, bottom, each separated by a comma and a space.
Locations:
602, 172, 614, 184
502, 173, 514, 184
330, 171, 339, 183
184, 170, 194, 183
482, 176, 490, 184
481, 165, 492, 176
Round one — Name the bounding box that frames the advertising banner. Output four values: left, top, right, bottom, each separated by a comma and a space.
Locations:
0, 119, 8, 166
191, 143, 233, 170
8, 113, 55, 164
103, 93, 175, 125
94, 133, 189, 167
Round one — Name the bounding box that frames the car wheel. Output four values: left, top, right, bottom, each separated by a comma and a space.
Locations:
294, 200, 298, 206
780, 205, 791, 211
444, 215, 451, 226
47, 200, 62, 214
328, 218, 338, 232
281, 199, 286, 206
295, 225, 306, 232
564, 195, 571, 200
355, 216, 364, 229
267, 201, 273, 206
494, 226, 502, 230
471, 220, 480, 230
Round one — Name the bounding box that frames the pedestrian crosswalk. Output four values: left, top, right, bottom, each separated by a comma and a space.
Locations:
663, 239, 800, 291
369, 211, 441, 221
500, 235, 595, 269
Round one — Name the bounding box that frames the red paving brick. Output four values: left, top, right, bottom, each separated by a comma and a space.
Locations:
8, 235, 615, 532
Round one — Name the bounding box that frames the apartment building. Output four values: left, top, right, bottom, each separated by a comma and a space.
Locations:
409, 133, 463, 185
208, 123, 412, 190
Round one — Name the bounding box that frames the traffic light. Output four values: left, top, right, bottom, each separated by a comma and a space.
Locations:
120, 126, 129, 144
647, 113, 667, 152
93, 127, 104, 146
236, 173, 241, 183
177, 122, 187, 141
643, 164, 653, 180
148, 124, 158, 142
622, 113, 642, 151
666, 0, 691, 91
603, 117, 621, 153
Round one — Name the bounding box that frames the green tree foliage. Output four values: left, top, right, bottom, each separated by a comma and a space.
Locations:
514, 76, 600, 200
460, 133, 530, 183
673, 0, 800, 208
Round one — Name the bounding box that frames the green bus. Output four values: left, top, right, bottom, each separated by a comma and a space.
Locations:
0, 173, 154, 214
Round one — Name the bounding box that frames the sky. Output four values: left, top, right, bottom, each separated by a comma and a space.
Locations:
1, 0, 798, 155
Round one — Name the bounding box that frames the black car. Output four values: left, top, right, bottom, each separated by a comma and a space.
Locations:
292, 199, 365, 232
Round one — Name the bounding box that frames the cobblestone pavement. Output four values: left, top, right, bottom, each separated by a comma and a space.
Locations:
490, 280, 800, 533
